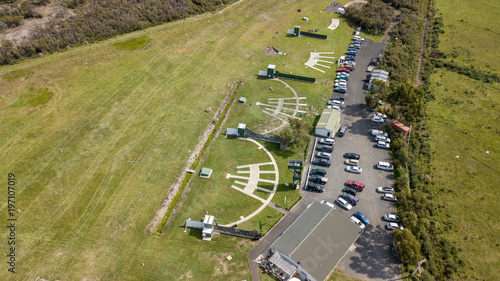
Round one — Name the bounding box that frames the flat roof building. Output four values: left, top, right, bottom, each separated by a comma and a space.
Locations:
368, 69, 389, 90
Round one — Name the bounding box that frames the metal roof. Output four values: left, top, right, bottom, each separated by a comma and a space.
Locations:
316, 108, 341, 133
370, 69, 389, 82
270, 202, 363, 281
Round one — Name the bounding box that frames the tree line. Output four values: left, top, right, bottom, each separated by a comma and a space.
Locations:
352, 0, 468, 279
0, 0, 235, 65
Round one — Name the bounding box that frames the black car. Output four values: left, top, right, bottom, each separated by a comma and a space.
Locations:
312, 158, 331, 167
342, 187, 357, 196
340, 193, 359, 206
334, 88, 347, 94
309, 175, 328, 185
343, 153, 360, 160
346, 51, 357, 56
305, 182, 324, 193
331, 97, 345, 102
310, 168, 327, 177
345, 55, 356, 60
316, 145, 333, 153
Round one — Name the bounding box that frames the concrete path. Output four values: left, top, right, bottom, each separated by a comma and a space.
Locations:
222, 138, 279, 227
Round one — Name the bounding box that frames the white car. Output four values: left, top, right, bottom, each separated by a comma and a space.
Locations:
336, 197, 352, 210
377, 161, 394, 171
383, 193, 397, 202
329, 99, 343, 106
377, 141, 390, 149
387, 222, 404, 231
327, 105, 341, 111
335, 82, 347, 88
384, 213, 400, 222
351, 216, 366, 229
373, 112, 387, 119
319, 138, 335, 145
316, 152, 332, 159
371, 116, 384, 123
377, 186, 394, 193
345, 166, 362, 174
374, 135, 390, 142
371, 129, 388, 137
320, 200, 335, 209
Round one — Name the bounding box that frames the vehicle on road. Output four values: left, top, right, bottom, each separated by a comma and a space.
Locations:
342, 187, 357, 196
373, 112, 387, 119
377, 186, 394, 193
353, 211, 370, 224
344, 159, 359, 166
384, 213, 400, 223
312, 158, 331, 167
371, 116, 384, 123
343, 153, 360, 160
383, 193, 397, 202
377, 141, 390, 149
377, 161, 394, 171
309, 174, 328, 184
374, 135, 390, 142
336, 197, 352, 210
320, 200, 335, 209
340, 193, 359, 206
334, 88, 347, 94
351, 216, 365, 229
386, 222, 404, 231
338, 126, 347, 137
316, 145, 333, 153
327, 105, 341, 111
318, 138, 334, 145
345, 166, 362, 174
316, 152, 332, 159
305, 182, 324, 193
347, 180, 365, 191
371, 129, 388, 137
310, 168, 327, 176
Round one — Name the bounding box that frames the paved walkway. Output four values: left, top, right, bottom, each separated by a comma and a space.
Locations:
222, 138, 279, 227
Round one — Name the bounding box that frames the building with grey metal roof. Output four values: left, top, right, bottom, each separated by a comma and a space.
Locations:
267, 202, 363, 281
315, 108, 341, 138
368, 69, 389, 90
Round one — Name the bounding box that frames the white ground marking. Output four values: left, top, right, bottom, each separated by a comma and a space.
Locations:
327, 19, 340, 30
304, 52, 336, 73
222, 139, 279, 226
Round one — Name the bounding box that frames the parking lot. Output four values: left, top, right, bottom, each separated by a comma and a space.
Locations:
301, 37, 401, 280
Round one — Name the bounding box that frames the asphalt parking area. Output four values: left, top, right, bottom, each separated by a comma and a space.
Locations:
301, 37, 401, 280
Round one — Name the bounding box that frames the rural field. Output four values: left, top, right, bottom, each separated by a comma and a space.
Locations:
426, 0, 500, 279
0, 0, 359, 280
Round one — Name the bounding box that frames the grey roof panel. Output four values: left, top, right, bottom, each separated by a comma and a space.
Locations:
271, 203, 331, 256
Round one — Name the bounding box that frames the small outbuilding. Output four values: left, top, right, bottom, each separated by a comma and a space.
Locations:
368, 69, 389, 90
238, 97, 247, 104
390, 120, 410, 137
315, 108, 341, 138
200, 167, 213, 178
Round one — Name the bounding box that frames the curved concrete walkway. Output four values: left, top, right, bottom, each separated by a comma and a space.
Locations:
221, 138, 279, 227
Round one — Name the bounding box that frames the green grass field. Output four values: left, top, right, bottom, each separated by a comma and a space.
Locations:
426, 0, 500, 278
436, 0, 500, 74
0, 0, 356, 279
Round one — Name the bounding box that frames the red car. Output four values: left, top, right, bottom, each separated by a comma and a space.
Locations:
347, 180, 365, 191
337, 68, 350, 73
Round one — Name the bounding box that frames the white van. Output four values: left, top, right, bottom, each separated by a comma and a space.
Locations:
377, 161, 394, 171
353, 35, 364, 41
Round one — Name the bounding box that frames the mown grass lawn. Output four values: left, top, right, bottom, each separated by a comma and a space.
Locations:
427, 69, 500, 280
0, 0, 355, 279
